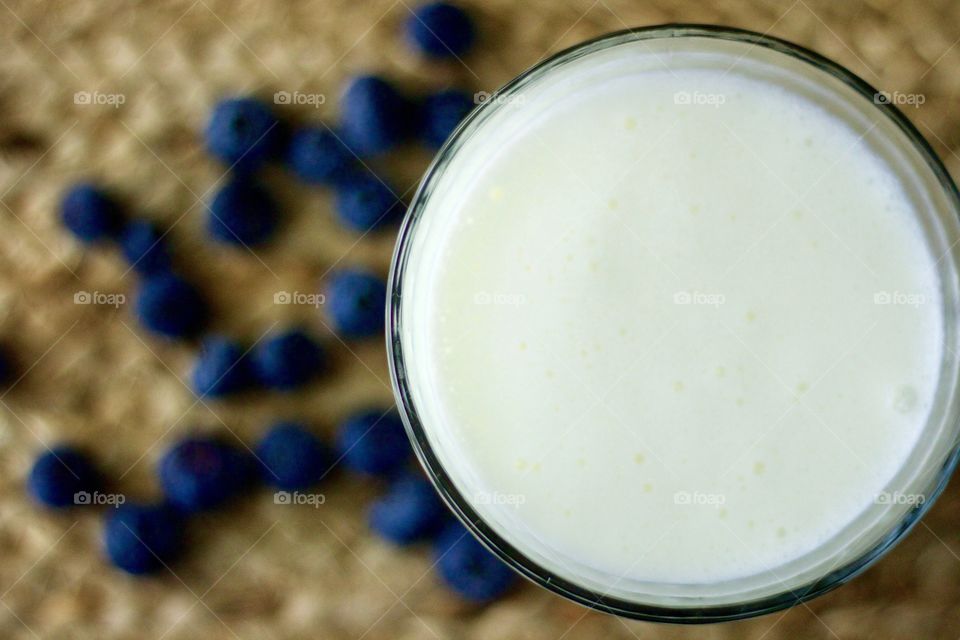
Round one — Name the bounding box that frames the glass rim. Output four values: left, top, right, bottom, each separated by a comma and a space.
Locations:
385, 23, 960, 622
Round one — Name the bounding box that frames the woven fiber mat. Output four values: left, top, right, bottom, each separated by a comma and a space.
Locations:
1, 0, 960, 638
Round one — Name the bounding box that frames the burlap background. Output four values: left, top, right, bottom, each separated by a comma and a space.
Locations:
1, 0, 959, 638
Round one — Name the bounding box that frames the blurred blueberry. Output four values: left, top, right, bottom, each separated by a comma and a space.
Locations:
251, 329, 326, 391
334, 172, 403, 232
406, 2, 476, 59
158, 437, 256, 512
120, 220, 171, 275
27, 446, 101, 509
369, 474, 448, 545
207, 178, 279, 247
256, 422, 333, 490
286, 126, 355, 185
205, 97, 280, 172
336, 409, 410, 477
434, 520, 517, 602
103, 502, 185, 575
325, 268, 387, 339
192, 335, 253, 398
134, 273, 208, 339
420, 89, 474, 148
340, 75, 415, 156
61, 183, 124, 243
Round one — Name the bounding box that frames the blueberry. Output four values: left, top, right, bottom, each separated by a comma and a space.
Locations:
286, 126, 355, 185
336, 409, 410, 477
325, 268, 387, 339
27, 446, 101, 509
205, 97, 280, 172
158, 437, 256, 512
334, 172, 403, 232
369, 475, 448, 545
207, 178, 279, 247
61, 183, 124, 243
420, 89, 474, 148
119, 220, 171, 275
134, 273, 208, 339
434, 521, 516, 603
250, 330, 326, 391
256, 422, 333, 490
340, 75, 415, 156
191, 335, 253, 398
103, 502, 185, 575
406, 2, 476, 59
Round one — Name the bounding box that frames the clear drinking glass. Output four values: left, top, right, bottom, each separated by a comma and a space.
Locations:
387, 25, 960, 622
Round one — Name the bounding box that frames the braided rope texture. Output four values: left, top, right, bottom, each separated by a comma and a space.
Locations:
1, 0, 959, 638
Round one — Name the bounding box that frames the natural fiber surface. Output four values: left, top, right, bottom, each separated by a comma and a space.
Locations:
1, 0, 960, 638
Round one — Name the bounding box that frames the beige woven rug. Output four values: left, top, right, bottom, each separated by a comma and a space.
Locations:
1, 0, 960, 638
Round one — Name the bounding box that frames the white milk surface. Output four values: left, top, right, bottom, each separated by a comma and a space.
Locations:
403, 43, 945, 584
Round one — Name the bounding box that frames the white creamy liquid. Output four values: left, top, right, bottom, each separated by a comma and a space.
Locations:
401, 38, 947, 586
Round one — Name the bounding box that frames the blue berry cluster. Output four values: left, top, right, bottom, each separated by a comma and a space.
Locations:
60, 182, 207, 340
206, 75, 473, 242
191, 329, 326, 399
337, 407, 516, 602
60, 2, 479, 347
41, 0, 516, 605
199, 2, 479, 241
29, 423, 338, 575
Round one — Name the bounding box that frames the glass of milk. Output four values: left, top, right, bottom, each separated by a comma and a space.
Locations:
388, 25, 960, 621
